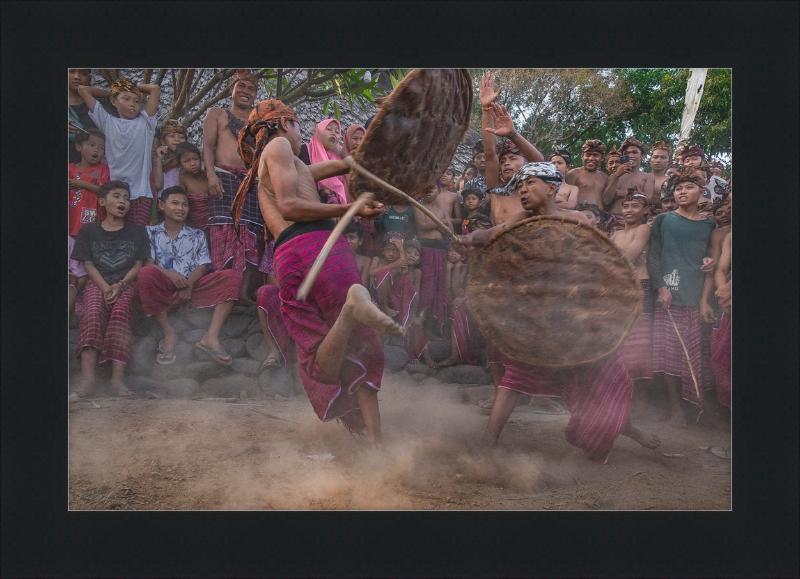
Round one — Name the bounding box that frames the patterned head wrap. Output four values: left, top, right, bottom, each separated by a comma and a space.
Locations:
461, 187, 485, 202
651, 140, 673, 156
711, 195, 729, 215
667, 166, 706, 190
232, 100, 300, 236
110, 78, 141, 97
708, 160, 725, 171
546, 148, 572, 166
623, 187, 648, 204
229, 69, 257, 90
160, 119, 187, 138
678, 145, 705, 161
581, 139, 606, 155
697, 200, 714, 213
606, 145, 621, 159
621, 136, 646, 156
466, 213, 493, 233
506, 162, 563, 194
497, 140, 522, 159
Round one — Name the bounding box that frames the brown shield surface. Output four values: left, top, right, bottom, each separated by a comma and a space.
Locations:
467, 215, 642, 367
348, 69, 473, 204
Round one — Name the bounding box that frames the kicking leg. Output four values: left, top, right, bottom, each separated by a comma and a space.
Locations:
356, 384, 382, 448
664, 373, 687, 428
316, 285, 403, 378
481, 387, 520, 446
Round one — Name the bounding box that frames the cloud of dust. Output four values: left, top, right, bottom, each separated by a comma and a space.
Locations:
187, 374, 553, 510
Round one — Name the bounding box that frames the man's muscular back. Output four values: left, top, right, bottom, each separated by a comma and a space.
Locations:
566, 168, 608, 206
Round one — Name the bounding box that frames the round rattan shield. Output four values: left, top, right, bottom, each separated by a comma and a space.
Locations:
466, 215, 643, 367
348, 69, 473, 205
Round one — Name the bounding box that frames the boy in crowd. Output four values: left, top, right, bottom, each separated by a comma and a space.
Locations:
605, 145, 621, 176
460, 188, 484, 234
152, 119, 188, 197
566, 139, 609, 207
463, 143, 487, 193
440, 168, 457, 191
374, 199, 417, 240
79, 77, 161, 226
70, 181, 151, 399
611, 188, 655, 420
456, 163, 660, 462
677, 145, 729, 200
659, 163, 682, 201
176, 142, 211, 231
69, 69, 117, 163
575, 201, 602, 228
434, 175, 464, 231
69, 128, 109, 237
603, 136, 656, 216
343, 221, 373, 287
649, 140, 673, 195
549, 149, 580, 210
647, 168, 718, 428
137, 186, 242, 365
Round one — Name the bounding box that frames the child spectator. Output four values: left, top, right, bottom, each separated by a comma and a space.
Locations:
460, 188, 484, 234
69, 181, 151, 399
78, 77, 161, 225
151, 119, 188, 197
455, 164, 477, 192
438, 244, 479, 368
343, 221, 372, 287
374, 201, 417, 240
69, 128, 109, 236
370, 233, 411, 319
176, 142, 211, 231
68, 236, 88, 314
137, 186, 241, 365
69, 69, 118, 163
549, 149, 580, 210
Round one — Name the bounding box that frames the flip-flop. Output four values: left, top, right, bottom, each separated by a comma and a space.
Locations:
260, 357, 280, 372
195, 342, 233, 366
477, 398, 494, 410
157, 340, 177, 365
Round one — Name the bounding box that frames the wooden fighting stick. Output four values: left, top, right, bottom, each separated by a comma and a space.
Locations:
666, 308, 701, 398
296, 192, 375, 302
296, 158, 459, 302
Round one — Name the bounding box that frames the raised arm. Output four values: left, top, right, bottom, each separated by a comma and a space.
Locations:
77, 85, 111, 113
485, 102, 543, 164
138, 84, 162, 118
266, 138, 382, 222
479, 72, 503, 189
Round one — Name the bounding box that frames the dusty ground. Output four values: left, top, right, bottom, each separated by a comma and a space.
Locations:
69, 374, 731, 511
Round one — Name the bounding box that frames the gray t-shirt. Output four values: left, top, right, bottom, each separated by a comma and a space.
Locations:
71, 221, 151, 285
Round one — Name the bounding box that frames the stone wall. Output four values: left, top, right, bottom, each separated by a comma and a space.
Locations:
68, 306, 492, 399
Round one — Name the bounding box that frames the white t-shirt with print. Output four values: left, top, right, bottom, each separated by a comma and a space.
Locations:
89, 104, 157, 201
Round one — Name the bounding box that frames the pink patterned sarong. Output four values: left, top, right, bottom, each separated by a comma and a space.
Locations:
500, 352, 633, 464
709, 312, 731, 408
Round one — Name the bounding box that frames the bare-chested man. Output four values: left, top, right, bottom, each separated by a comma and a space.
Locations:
605, 145, 621, 176
202, 69, 262, 305
456, 162, 660, 461
603, 136, 656, 216
236, 99, 403, 447
548, 149, 580, 210
648, 140, 673, 198
611, 189, 656, 422
434, 170, 463, 231
676, 145, 729, 201
566, 139, 609, 207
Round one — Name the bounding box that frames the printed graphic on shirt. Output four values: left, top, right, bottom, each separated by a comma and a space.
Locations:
92, 241, 137, 270
664, 268, 680, 291
80, 207, 97, 223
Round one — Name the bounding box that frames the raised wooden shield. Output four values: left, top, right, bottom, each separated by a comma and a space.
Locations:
466, 215, 642, 367
348, 69, 473, 204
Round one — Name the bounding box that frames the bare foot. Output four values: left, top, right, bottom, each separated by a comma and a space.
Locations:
420, 349, 440, 369
110, 378, 137, 398
621, 422, 662, 449
344, 285, 405, 337
237, 294, 256, 307
438, 355, 459, 368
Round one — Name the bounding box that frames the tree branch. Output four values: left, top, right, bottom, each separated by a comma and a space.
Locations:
142, 69, 153, 85
154, 69, 168, 86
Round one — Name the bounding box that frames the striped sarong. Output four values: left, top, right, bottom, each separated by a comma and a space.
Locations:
652, 305, 708, 406
75, 280, 139, 365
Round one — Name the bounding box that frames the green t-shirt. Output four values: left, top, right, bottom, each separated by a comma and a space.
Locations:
647, 211, 716, 307
374, 205, 417, 239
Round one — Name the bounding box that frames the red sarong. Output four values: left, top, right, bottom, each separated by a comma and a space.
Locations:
419, 239, 448, 336
500, 352, 633, 464
125, 197, 153, 226
257, 240, 276, 276
274, 230, 383, 434
709, 313, 731, 408
137, 266, 240, 316
373, 268, 417, 327
449, 288, 478, 366
75, 280, 139, 365
619, 280, 654, 380
256, 284, 294, 367
187, 193, 210, 231
209, 224, 260, 273
652, 305, 709, 406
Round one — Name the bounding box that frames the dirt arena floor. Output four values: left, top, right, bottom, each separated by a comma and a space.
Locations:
69, 373, 731, 511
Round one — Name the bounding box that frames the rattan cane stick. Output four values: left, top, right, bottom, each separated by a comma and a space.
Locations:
296, 192, 375, 302
344, 157, 457, 243
666, 308, 701, 398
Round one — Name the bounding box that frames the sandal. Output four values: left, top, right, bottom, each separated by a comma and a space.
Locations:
156, 340, 177, 365
260, 356, 280, 372
195, 342, 233, 366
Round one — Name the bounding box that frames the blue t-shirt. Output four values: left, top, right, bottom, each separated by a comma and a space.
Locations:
647, 211, 716, 307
